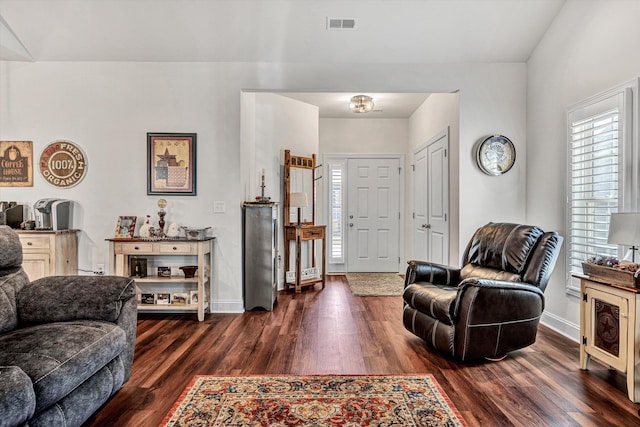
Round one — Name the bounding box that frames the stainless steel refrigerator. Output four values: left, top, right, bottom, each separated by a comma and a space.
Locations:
242, 202, 278, 310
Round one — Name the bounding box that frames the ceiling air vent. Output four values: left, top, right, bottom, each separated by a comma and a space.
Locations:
326, 17, 357, 30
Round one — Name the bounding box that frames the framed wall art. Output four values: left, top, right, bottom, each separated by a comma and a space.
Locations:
115, 216, 137, 238
147, 133, 196, 196
0, 141, 33, 187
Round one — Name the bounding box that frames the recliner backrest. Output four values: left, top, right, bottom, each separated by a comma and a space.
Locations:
0, 225, 29, 333
459, 223, 563, 290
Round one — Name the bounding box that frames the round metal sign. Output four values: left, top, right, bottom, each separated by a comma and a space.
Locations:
39, 140, 87, 188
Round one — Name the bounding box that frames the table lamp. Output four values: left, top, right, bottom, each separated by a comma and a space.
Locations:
607, 212, 640, 262
289, 192, 308, 226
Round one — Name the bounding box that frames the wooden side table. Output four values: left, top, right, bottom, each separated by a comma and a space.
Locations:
577, 273, 640, 402
284, 225, 326, 293
108, 238, 214, 321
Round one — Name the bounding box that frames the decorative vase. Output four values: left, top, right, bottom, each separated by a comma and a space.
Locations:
180, 265, 198, 278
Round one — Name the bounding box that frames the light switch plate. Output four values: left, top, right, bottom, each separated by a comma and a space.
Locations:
213, 201, 226, 213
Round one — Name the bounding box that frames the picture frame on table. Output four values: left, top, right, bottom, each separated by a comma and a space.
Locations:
115, 216, 137, 239
156, 293, 171, 305
157, 266, 171, 278
147, 132, 197, 196
189, 290, 199, 305
130, 257, 147, 278
172, 292, 188, 305
140, 293, 155, 305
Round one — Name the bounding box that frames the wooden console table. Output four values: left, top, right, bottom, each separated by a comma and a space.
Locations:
577, 273, 640, 402
284, 225, 326, 293
108, 238, 213, 321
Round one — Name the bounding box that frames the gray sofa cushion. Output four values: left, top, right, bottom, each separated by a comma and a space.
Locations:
0, 365, 36, 427
17, 275, 135, 324
0, 225, 23, 269
0, 270, 29, 334
0, 320, 126, 412
29, 359, 124, 427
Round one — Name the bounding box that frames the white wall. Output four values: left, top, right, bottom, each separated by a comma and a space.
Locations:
320, 118, 409, 155
408, 93, 460, 263
527, 0, 640, 339
0, 60, 527, 312
243, 92, 319, 289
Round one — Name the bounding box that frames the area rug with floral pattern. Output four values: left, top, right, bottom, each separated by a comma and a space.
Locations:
160, 374, 467, 426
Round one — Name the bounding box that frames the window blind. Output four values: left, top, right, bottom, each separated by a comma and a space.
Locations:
329, 163, 344, 263
568, 108, 619, 276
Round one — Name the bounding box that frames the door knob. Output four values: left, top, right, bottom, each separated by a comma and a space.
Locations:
349, 223, 354, 227
349, 215, 354, 219
422, 224, 431, 229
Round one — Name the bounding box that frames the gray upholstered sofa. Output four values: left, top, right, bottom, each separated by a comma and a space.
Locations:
0, 226, 137, 427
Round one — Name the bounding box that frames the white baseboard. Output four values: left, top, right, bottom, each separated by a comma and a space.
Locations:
541, 311, 580, 343
209, 300, 244, 313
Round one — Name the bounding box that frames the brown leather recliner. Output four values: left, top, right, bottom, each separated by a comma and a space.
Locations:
403, 222, 563, 361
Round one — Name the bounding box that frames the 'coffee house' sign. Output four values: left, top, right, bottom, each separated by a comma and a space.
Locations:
39, 140, 87, 188
0, 141, 33, 187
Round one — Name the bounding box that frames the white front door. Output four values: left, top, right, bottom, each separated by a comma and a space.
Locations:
413, 129, 449, 264
347, 157, 401, 272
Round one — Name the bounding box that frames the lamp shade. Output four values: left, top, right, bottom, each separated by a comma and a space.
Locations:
607, 212, 640, 246
289, 192, 308, 208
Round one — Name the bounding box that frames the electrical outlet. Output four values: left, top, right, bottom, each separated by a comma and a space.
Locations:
94, 264, 105, 275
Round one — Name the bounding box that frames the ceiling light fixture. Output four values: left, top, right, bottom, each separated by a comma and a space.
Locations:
349, 95, 374, 113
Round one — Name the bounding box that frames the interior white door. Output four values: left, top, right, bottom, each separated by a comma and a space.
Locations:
347, 158, 401, 272
412, 147, 429, 261
413, 129, 449, 264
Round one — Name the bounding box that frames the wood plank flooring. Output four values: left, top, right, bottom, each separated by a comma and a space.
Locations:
85, 275, 640, 426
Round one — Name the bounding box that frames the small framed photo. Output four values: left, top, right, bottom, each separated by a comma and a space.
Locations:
147, 132, 196, 196
140, 293, 155, 305
115, 216, 137, 238
157, 266, 171, 278
189, 290, 199, 305
172, 292, 188, 305
156, 293, 170, 305
130, 257, 147, 278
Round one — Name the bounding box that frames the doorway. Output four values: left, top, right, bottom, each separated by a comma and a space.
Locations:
326, 155, 403, 273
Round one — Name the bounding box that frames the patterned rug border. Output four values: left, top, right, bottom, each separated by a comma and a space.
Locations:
161, 373, 468, 427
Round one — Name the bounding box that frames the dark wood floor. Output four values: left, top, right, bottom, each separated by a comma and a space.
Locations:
85, 275, 640, 426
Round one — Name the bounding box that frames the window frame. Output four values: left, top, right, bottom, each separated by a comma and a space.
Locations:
565, 80, 638, 296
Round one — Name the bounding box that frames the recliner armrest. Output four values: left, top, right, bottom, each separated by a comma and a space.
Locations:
0, 366, 36, 427
16, 276, 136, 324
405, 260, 461, 287
453, 278, 544, 320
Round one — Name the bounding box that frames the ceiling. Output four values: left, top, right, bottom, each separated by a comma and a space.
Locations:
279, 92, 431, 118
0, 0, 566, 118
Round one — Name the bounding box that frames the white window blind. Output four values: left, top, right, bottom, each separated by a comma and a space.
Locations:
568, 108, 620, 275
566, 82, 636, 295
328, 162, 345, 263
